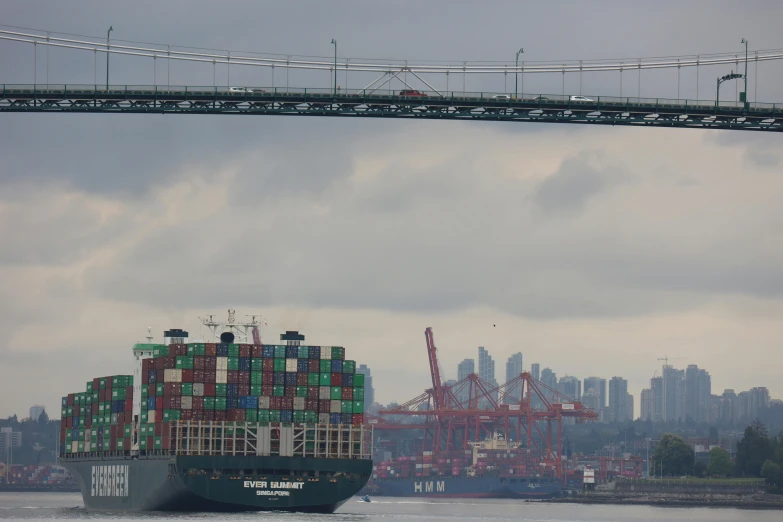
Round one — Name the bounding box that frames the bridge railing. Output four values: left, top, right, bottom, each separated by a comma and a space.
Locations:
2, 84, 780, 113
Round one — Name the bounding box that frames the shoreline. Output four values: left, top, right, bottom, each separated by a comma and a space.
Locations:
548, 494, 783, 510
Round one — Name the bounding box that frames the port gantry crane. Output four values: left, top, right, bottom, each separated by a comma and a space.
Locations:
376, 327, 599, 482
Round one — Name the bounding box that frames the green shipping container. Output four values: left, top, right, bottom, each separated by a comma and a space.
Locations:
228, 344, 240, 357
154, 436, 163, 449
331, 346, 345, 360
204, 397, 216, 410
116, 438, 124, 449
156, 383, 164, 395
250, 384, 263, 396
163, 409, 181, 421
141, 386, 149, 398
246, 410, 258, 422
124, 424, 132, 437
66, 431, 73, 442
141, 411, 148, 423
227, 358, 239, 371
258, 410, 271, 423
308, 373, 320, 386
353, 387, 365, 401
269, 410, 281, 422
274, 346, 286, 359
92, 391, 99, 402
343, 360, 356, 373
319, 360, 331, 373
67, 406, 74, 416
320, 373, 331, 386
86, 382, 93, 393
296, 386, 308, 398
99, 378, 107, 389
215, 397, 227, 410
215, 384, 227, 396
297, 346, 309, 359
112, 388, 126, 400
341, 400, 352, 414
273, 385, 285, 397
293, 411, 305, 423
90, 442, 98, 452
251, 359, 264, 371
273, 359, 286, 372
304, 411, 318, 423
251, 372, 263, 385
78, 442, 85, 452
176, 356, 194, 369
353, 401, 364, 414
140, 438, 148, 449
153, 346, 169, 358
103, 427, 111, 438
331, 387, 342, 400
181, 383, 193, 396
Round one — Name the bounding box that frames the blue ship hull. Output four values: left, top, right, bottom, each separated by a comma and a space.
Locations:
372, 475, 562, 499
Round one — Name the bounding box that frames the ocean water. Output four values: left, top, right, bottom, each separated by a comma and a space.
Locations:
0, 493, 779, 522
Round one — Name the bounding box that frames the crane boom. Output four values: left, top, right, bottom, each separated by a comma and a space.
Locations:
425, 327, 444, 410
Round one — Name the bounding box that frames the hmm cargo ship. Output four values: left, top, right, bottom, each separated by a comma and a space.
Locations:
58, 312, 372, 512
369, 433, 562, 499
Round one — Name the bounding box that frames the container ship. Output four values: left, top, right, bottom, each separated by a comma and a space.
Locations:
57, 312, 372, 512
368, 433, 562, 499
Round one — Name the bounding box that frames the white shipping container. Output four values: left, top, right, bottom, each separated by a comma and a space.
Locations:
415, 463, 423, 469
285, 359, 298, 372
148, 410, 156, 423
319, 413, 330, 424
164, 369, 175, 382
259, 397, 270, 409
320, 386, 331, 400
423, 451, 433, 456
71, 442, 78, 452
173, 369, 182, 383
217, 357, 228, 370
181, 396, 193, 410
216, 370, 227, 384
320, 347, 331, 360
330, 400, 342, 413
193, 383, 204, 396
294, 397, 305, 410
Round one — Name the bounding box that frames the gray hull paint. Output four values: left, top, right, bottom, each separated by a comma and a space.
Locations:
61, 455, 371, 513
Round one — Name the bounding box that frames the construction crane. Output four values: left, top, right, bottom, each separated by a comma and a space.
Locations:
657, 355, 685, 367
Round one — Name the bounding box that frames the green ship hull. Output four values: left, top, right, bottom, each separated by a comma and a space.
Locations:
61, 454, 371, 512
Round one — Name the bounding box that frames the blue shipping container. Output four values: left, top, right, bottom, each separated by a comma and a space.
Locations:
285, 345, 298, 359
239, 357, 252, 371
147, 397, 156, 410
240, 396, 259, 409
341, 413, 353, 424
226, 383, 239, 396
297, 360, 309, 373
280, 410, 293, 423
216, 343, 229, 357
262, 345, 275, 358
308, 346, 321, 359
344, 374, 354, 387
273, 372, 285, 385
148, 370, 157, 384
285, 373, 297, 386
331, 360, 343, 373
330, 413, 341, 424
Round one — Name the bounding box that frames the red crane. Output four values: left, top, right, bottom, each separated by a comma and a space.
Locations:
375, 327, 599, 483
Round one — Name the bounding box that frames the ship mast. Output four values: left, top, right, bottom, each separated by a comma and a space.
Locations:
199, 309, 262, 343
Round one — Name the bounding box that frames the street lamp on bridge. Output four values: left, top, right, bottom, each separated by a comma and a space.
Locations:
106, 26, 113, 90
515, 48, 524, 99
741, 38, 749, 108
331, 39, 337, 97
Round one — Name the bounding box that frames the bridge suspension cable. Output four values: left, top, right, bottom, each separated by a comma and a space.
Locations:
2, 27, 783, 75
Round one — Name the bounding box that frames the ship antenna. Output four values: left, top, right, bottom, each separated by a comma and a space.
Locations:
146, 327, 153, 344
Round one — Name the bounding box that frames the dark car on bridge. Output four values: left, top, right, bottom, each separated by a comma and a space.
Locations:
398, 89, 427, 97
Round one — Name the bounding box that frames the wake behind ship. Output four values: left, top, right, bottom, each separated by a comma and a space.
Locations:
58, 312, 373, 512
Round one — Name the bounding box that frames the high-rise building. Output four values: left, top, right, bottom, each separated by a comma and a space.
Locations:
640, 388, 653, 421
736, 387, 770, 421
540, 368, 557, 402
650, 377, 664, 421
662, 366, 685, 422
608, 377, 629, 423
0, 427, 22, 459
582, 388, 601, 412
457, 359, 475, 404
583, 377, 607, 409
558, 376, 581, 402
685, 364, 712, 423
478, 347, 498, 407
626, 393, 634, 421
356, 364, 375, 413
504, 353, 524, 404
720, 389, 737, 424
531, 363, 540, 381
29, 405, 46, 422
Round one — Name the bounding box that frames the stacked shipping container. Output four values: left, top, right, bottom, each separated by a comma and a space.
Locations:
59, 343, 365, 454
59, 375, 134, 453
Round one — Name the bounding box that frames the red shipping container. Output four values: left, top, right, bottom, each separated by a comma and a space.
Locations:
161, 436, 170, 449
124, 439, 132, 451
238, 371, 251, 383
205, 411, 216, 421
142, 370, 149, 385
91, 403, 99, 415
228, 371, 239, 384
126, 386, 133, 397
262, 360, 274, 372
282, 398, 293, 410
105, 376, 113, 388
165, 382, 180, 396
330, 373, 343, 386
67, 394, 74, 406
164, 356, 176, 369
297, 373, 308, 386
238, 384, 249, 396
194, 356, 205, 370
155, 358, 165, 370
284, 387, 296, 398
262, 384, 273, 396
251, 345, 263, 358
59, 429, 66, 443
352, 414, 363, 425
181, 410, 193, 421
156, 397, 164, 410
153, 423, 162, 436
229, 409, 247, 422
239, 344, 251, 358
306, 399, 318, 410
65, 417, 73, 429
125, 399, 133, 412
205, 357, 217, 371
271, 397, 282, 410
214, 410, 226, 422
182, 369, 194, 383
205, 371, 216, 384
308, 360, 319, 373
191, 410, 203, 421
204, 383, 216, 396
307, 386, 319, 399
119, 412, 127, 425
111, 425, 119, 438
319, 400, 331, 412
156, 369, 165, 382
342, 388, 353, 400
205, 343, 217, 356
192, 397, 205, 410
93, 377, 101, 389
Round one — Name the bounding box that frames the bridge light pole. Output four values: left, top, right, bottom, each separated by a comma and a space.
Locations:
515, 48, 524, 99
106, 26, 113, 90
740, 38, 749, 108
331, 39, 337, 97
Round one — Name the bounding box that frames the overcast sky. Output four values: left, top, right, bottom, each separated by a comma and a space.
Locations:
1, 1, 782, 419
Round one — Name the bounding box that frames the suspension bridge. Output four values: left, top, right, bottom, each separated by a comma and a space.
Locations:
1, 27, 782, 132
